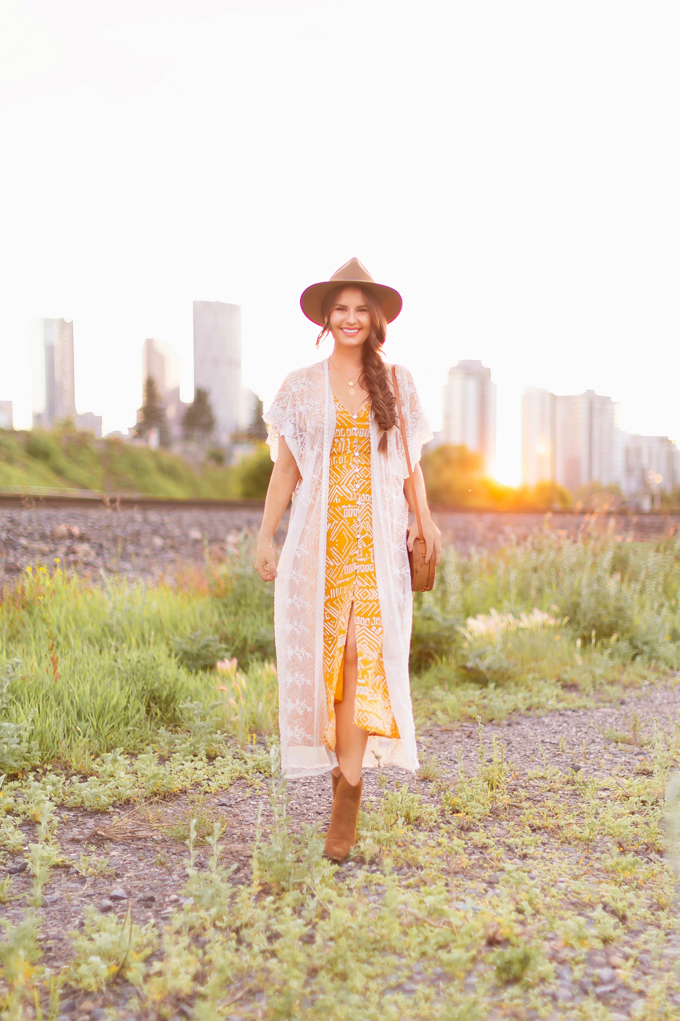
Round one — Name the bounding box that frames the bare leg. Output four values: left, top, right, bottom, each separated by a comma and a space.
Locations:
334, 604, 368, 786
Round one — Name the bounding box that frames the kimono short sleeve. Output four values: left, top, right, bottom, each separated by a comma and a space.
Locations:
263, 371, 304, 470
393, 364, 433, 477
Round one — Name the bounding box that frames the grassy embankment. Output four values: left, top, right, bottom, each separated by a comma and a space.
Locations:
0, 427, 273, 499
2, 534, 680, 1018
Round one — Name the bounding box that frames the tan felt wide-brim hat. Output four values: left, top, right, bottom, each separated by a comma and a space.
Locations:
300, 257, 403, 326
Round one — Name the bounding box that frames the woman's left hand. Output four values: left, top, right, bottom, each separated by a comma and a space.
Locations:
407, 513, 442, 565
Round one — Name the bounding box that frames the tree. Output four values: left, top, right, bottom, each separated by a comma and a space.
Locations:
247, 397, 268, 441
135, 376, 169, 446
420, 443, 573, 510
420, 444, 485, 507
530, 480, 572, 509
182, 388, 216, 443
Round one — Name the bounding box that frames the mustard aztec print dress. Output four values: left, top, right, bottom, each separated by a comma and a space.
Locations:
323, 395, 400, 749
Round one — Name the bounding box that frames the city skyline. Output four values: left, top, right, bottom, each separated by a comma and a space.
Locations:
1, 3, 679, 484
521, 385, 680, 505
6, 310, 680, 502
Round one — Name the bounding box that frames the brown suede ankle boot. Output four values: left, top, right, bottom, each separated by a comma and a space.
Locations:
332, 771, 341, 798
324, 775, 363, 862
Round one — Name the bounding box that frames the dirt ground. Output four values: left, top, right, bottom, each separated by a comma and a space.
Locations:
4, 680, 680, 1020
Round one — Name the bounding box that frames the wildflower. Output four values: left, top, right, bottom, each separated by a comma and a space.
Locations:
216, 657, 238, 674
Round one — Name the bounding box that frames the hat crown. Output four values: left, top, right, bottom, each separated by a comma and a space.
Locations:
299, 257, 402, 326
329, 257, 375, 285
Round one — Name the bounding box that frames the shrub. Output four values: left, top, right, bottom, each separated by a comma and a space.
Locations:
237, 443, 274, 499
170, 631, 229, 672
410, 601, 460, 672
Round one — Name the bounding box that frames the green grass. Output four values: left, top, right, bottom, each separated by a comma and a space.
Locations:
0, 545, 279, 769
2, 532, 679, 771
2, 534, 680, 1017
0, 427, 274, 499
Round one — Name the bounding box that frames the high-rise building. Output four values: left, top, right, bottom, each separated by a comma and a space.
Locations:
621, 435, 680, 500
442, 360, 496, 473
136, 338, 187, 443
31, 318, 76, 428
0, 402, 13, 429
521, 387, 555, 486
193, 301, 243, 445
521, 386, 619, 493
142, 338, 180, 400
32, 318, 102, 434
554, 391, 618, 492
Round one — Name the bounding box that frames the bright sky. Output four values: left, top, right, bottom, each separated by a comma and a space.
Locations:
1, 0, 678, 483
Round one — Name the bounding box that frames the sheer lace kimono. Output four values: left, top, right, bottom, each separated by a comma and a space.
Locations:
264, 358, 432, 778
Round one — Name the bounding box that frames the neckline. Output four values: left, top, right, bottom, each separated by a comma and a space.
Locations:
332, 391, 370, 420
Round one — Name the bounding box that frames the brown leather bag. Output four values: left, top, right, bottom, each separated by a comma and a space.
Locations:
391, 366, 436, 593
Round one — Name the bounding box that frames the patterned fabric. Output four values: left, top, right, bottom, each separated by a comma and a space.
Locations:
323, 396, 399, 750
264, 358, 432, 778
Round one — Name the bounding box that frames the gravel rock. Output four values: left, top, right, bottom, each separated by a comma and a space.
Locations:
4, 506, 680, 586
109, 887, 128, 901
99, 899, 115, 912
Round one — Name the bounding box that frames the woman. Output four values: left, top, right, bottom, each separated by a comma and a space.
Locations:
255, 257, 441, 862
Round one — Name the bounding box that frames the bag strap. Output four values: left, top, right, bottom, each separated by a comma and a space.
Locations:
391, 365, 425, 542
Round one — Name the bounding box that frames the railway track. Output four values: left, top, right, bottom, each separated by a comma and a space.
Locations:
0, 489, 677, 517
0, 491, 265, 511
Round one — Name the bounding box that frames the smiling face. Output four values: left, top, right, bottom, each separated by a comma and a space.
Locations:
327, 287, 372, 351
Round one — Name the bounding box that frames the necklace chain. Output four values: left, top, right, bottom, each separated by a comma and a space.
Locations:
329, 358, 363, 394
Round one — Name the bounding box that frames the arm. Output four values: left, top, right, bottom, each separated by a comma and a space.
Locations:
255, 436, 301, 581
404, 463, 442, 566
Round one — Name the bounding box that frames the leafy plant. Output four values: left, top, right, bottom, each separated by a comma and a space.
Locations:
170, 631, 229, 672
410, 601, 460, 672
68, 906, 157, 990
493, 943, 537, 984
252, 746, 334, 892
0, 659, 35, 773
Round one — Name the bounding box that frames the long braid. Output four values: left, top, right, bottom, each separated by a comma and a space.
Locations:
316, 285, 397, 452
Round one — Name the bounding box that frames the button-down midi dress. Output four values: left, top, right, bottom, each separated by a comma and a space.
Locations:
264, 359, 432, 778
323, 395, 399, 750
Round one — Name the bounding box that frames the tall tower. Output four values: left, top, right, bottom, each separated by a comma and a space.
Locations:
31, 318, 76, 428
442, 360, 496, 473
554, 390, 617, 492
192, 302, 242, 445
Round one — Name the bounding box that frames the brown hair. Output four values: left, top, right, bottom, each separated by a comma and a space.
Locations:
316, 285, 397, 452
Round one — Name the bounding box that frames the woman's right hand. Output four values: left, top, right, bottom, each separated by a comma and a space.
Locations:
255, 536, 278, 582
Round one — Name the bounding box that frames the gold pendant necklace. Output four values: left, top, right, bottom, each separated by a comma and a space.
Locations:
330, 358, 361, 395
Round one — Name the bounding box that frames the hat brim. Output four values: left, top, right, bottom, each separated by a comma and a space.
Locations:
300, 280, 403, 327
